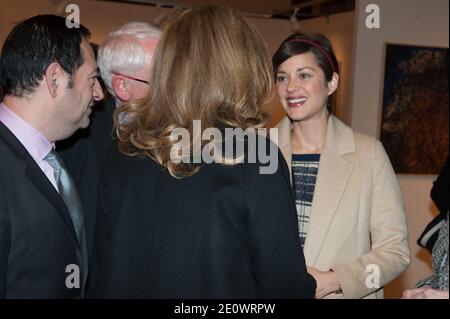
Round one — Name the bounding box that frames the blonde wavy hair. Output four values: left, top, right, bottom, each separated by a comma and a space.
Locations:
115, 5, 274, 178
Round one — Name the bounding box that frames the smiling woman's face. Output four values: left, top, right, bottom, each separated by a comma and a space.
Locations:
276, 51, 336, 123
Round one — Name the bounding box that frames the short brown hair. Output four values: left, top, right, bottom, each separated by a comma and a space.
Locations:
272, 33, 339, 114
115, 5, 274, 178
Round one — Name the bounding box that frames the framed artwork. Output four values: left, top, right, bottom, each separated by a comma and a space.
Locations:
380, 43, 449, 174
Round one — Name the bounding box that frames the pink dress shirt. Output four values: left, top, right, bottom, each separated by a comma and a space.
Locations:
0, 102, 59, 192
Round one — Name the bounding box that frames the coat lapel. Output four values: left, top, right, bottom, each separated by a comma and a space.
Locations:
304, 116, 355, 266
24, 161, 80, 247
303, 146, 353, 266
0, 123, 80, 248
275, 115, 356, 266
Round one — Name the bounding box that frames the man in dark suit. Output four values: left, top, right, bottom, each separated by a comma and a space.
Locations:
0, 15, 103, 298
57, 22, 160, 262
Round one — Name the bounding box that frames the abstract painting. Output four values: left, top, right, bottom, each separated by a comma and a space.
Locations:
380, 44, 449, 174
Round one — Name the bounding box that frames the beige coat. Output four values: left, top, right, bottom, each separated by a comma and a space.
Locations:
275, 115, 410, 299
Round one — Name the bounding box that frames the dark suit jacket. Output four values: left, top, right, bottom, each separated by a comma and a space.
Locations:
0, 123, 84, 298
89, 136, 316, 298
57, 98, 115, 259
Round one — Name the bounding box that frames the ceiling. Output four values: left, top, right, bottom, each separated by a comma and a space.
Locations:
95, 0, 355, 20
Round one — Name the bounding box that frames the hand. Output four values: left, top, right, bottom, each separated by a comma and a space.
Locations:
402, 286, 449, 299
422, 288, 449, 299
307, 267, 341, 299
402, 286, 430, 299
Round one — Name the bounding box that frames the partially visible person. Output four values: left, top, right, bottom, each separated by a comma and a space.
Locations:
89, 5, 316, 298
88, 43, 109, 98
403, 213, 448, 299
404, 158, 449, 300
57, 22, 161, 260
98, 22, 160, 107
272, 33, 409, 299
417, 157, 449, 252
0, 15, 103, 298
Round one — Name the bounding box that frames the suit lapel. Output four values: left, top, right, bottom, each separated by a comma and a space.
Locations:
24, 161, 79, 247
0, 123, 80, 248
303, 116, 355, 266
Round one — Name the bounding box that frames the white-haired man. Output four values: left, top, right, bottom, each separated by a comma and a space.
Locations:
58, 22, 160, 261
98, 22, 160, 106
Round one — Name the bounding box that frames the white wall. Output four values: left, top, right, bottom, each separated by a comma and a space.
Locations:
0, 0, 173, 44
350, 0, 449, 298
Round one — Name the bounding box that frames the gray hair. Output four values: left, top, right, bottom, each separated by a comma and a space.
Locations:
98, 22, 161, 98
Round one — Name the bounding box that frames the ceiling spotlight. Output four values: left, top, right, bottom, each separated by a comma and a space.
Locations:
290, 8, 300, 32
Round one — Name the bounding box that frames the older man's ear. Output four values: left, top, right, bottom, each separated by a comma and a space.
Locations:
112, 75, 131, 103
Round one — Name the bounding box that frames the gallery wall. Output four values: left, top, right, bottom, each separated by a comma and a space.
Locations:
350, 0, 449, 298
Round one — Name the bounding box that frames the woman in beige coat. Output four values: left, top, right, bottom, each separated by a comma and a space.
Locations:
272, 33, 409, 299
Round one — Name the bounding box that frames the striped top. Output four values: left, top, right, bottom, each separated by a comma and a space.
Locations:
292, 154, 320, 248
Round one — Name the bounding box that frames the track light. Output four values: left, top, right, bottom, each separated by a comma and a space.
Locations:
290, 8, 300, 32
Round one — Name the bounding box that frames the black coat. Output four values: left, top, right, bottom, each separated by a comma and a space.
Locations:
89, 137, 316, 298
0, 123, 84, 298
